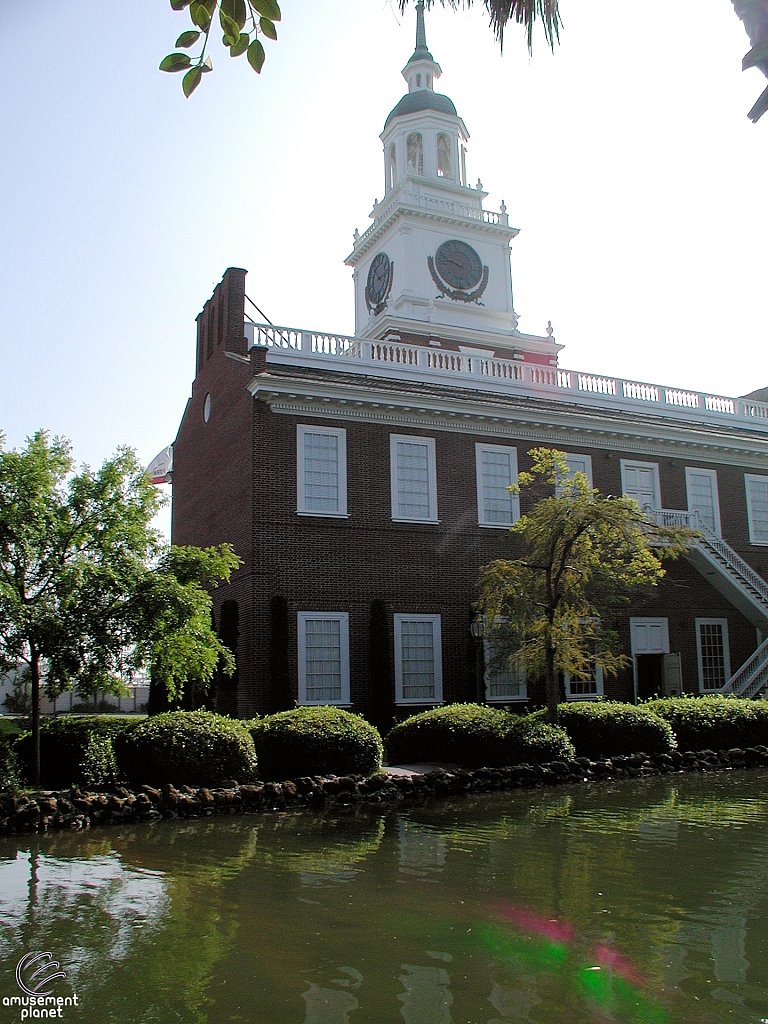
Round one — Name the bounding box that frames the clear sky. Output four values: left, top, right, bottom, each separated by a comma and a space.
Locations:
1, 0, 766, 537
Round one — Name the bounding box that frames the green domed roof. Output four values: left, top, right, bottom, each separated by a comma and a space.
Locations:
384, 90, 458, 131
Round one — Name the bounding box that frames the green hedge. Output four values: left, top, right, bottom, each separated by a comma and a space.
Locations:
384, 704, 575, 768
14, 716, 137, 789
114, 711, 257, 788
538, 702, 676, 759
645, 695, 768, 752
250, 707, 383, 781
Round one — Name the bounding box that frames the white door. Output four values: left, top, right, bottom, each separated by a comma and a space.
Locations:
686, 467, 721, 536
621, 461, 661, 513
630, 618, 670, 655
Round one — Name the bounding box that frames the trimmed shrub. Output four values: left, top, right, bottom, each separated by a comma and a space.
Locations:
645, 695, 768, 752
114, 711, 257, 788
384, 704, 574, 768
250, 707, 383, 781
538, 702, 676, 759
14, 716, 136, 789
0, 737, 22, 790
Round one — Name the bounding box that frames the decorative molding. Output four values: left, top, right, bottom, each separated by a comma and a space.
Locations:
250, 378, 768, 470
427, 255, 489, 304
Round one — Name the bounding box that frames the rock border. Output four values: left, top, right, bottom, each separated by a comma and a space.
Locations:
2, 745, 768, 835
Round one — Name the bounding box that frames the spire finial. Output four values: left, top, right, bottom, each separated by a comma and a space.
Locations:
415, 0, 427, 54
403, 0, 441, 90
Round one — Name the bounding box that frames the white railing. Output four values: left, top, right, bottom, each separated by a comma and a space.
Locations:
245, 321, 768, 428
721, 636, 768, 697
648, 508, 768, 611
353, 190, 509, 249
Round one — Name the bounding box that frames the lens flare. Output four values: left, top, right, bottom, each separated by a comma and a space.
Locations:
474, 902, 668, 1024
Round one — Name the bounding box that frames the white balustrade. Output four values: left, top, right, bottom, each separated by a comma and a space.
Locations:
623, 381, 659, 402
705, 394, 735, 415
427, 350, 467, 373
530, 366, 558, 387
665, 389, 699, 408
246, 320, 768, 430
578, 374, 617, 396
480, 358, 523, 382
740, 400, 768, 420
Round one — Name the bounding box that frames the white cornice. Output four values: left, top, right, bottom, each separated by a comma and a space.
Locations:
345, 201, 516, 265
248, 374, 768, 470
363, 313, 561, 354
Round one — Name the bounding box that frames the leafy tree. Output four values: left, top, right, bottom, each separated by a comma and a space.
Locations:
160, 0, 768, 122
0, 430, 240, 786
476, 448, 693, 726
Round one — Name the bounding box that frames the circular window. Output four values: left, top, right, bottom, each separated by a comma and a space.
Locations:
203, 393, 211, 423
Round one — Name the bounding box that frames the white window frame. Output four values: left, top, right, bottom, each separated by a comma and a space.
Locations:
745, 474, 768, 546
685, 466, 721, 537
297, 611, 350, 706
297, 425, 348, 518
564, 665, 604, 701
620, 459, 661, 513
475, 443, 519, 528
555, 453, 594, 495
394, 614, 443, 705
695, 618, 730, 693
483, 637, 527, 702
390, 435, 438, 523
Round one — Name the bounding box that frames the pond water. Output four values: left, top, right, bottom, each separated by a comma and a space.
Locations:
1, 772, 768, 1024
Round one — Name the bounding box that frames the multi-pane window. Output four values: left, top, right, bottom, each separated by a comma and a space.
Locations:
297, 612, 350, 705
621, 460, 661, 513
696, 618, 730, 692
297, 425, 347, 517
390, 435, 438, 522
484, 641, 526, 701
685, 467, 721, 536
745, 475, 768, 545
565, 666, 604, 699
475, 444, 519, 527
555, 453, 594, 494
394, 614, 442, 704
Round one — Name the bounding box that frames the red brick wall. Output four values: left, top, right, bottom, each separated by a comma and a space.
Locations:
172, 268, 255, 714
243, 408, 764, 716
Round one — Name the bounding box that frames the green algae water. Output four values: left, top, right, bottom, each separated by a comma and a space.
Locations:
1, 771, 768, 1024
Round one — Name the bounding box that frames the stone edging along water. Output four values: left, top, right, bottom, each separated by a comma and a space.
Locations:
2, 745, 768, 835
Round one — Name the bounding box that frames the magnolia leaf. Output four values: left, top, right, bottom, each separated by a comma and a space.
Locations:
175, 30, 201, 47
259, 17, 277, 40
182, 65, 203, 97
252, 0, 281, 23
189, 1, 211, 30
247, 37, 265, 73
201, 56, 214, 72
220, 9, 240, 46
170, 0, 192, 9
160, 52, 192, 73
230, 32, 250, 57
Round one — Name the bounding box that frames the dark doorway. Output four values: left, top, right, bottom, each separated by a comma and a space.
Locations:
636, 654, 663, 701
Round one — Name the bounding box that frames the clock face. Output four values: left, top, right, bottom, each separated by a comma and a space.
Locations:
435, 240, 483, 290
366, 252, 391, 305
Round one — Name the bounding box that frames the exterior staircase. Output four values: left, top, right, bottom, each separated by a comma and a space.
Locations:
649, 509, 768, 697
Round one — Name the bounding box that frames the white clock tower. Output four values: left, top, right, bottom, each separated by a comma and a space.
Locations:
346, 2, 557, 362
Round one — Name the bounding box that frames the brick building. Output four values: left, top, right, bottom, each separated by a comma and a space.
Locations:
169, 4, 768, 721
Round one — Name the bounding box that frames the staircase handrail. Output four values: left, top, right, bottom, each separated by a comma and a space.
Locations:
650, 508, 768, 610
720, 634, 768, 696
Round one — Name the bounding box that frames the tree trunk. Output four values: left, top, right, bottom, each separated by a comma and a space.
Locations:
544, 629, 559, 726
30, 645, 41, 788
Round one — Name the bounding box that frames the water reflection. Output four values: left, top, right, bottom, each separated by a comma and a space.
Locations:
0, 771, 766, 1023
